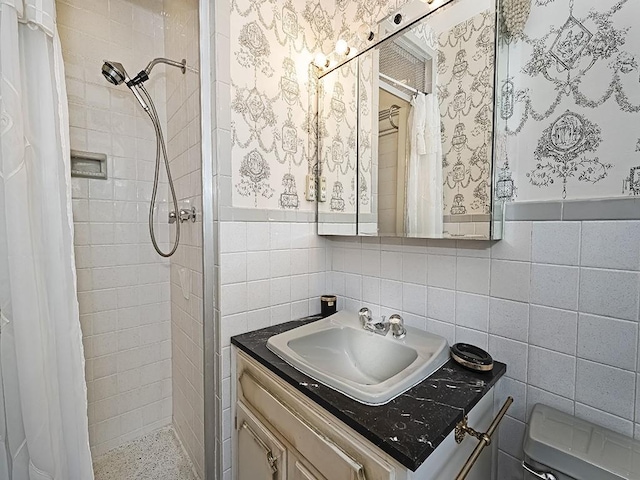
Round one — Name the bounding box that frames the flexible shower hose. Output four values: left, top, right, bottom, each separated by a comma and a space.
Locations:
139, 84, 180, 257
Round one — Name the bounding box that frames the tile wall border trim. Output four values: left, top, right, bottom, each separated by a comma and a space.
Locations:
220, 206, 316, 223
505, 198, 640, 221
222, 197, 640, 225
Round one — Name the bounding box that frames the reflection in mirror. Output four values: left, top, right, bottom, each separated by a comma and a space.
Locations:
440, 1, 496, 237
359, 0, 497, 239
357, 50, 377, 236
317, 64, 358, 235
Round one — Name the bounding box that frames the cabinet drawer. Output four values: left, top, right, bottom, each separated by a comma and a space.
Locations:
236, 352, 397, 480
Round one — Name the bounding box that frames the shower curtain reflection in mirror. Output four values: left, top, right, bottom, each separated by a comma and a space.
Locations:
405, 91, 444, 237
0, 0, 94, 478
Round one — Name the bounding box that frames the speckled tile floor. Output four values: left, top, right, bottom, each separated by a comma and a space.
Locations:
93, 427, 198, 480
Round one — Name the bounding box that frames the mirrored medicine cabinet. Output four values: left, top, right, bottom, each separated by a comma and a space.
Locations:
316, 0, 507, 240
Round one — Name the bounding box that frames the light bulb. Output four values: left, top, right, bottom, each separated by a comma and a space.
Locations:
335, 39, 350, 56
357, 24, 375, 42
313, 53, 329, 69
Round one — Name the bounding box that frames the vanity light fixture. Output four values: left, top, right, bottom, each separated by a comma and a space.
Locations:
335, 39, 351, 56
313, 53, 330, 69
312, 41, 356, 71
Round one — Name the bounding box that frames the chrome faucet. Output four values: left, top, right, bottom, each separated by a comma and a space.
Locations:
358, 307, 390, 335
388, 314, 406, 339
358, 308, 406, 339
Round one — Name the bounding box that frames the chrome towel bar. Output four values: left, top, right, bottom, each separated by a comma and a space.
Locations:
455, 396, 513, 480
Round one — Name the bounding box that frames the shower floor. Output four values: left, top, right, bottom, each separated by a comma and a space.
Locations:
93, 426, 198, 480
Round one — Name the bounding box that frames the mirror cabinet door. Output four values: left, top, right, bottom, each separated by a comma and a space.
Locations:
318, 0, 503, 240
437, 0, 496, 239
317, 64, 359, 235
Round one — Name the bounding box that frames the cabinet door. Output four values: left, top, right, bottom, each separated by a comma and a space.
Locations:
238, 368, 376, 480
237, 402, 286, 480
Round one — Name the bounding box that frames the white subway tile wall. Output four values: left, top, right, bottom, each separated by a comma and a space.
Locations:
164, 0, 205, 476
59, 0, 173, 457
327, 220, 640, 480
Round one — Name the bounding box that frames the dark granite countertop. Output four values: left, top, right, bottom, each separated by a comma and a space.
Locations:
231, 315, 506, 471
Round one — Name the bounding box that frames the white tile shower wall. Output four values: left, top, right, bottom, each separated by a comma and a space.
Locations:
218, 221, 329, 475
328, 221, 640, 480
163, 0, 205, 476
58, 0, 173, 457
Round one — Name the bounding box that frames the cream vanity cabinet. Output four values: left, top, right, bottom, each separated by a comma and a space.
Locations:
233, 350, 498, 480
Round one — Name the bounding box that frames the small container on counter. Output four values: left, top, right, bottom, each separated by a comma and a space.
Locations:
320, 295, 337, 317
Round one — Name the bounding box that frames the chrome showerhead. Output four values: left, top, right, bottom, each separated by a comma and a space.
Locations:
101, 61, 127, 85
101, 60, 149, 111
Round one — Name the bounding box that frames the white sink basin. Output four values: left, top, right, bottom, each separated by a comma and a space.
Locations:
267, 311, 449, 405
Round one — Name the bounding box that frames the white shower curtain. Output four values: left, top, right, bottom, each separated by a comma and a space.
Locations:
405, 92, 444, 237
0, 1, 94, 479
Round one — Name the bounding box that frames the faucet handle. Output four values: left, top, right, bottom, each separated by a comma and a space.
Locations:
358, 307, 372, 326
389, 314, 406, 339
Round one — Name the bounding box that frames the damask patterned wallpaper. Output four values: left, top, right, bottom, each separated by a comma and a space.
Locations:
500, 0, 640, 201
230, 0, 410, 211
229, 0, 640, 212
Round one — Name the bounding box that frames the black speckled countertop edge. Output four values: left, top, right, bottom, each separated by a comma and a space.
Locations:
231, 315, 506, 471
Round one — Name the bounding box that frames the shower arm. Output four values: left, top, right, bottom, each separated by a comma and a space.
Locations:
145, 57, 186, 75
144, 57, 187, 75
128, 58, 186, 86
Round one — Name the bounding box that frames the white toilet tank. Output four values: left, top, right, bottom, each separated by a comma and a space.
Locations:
523, 404, 640, 480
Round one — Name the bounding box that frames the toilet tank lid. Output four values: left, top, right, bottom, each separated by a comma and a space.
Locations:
524, 404, 640, 480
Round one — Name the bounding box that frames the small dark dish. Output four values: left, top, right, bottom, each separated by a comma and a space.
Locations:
450, 343, 493, 372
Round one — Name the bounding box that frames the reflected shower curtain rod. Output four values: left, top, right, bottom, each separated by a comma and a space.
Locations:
379, 73, 427, 95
